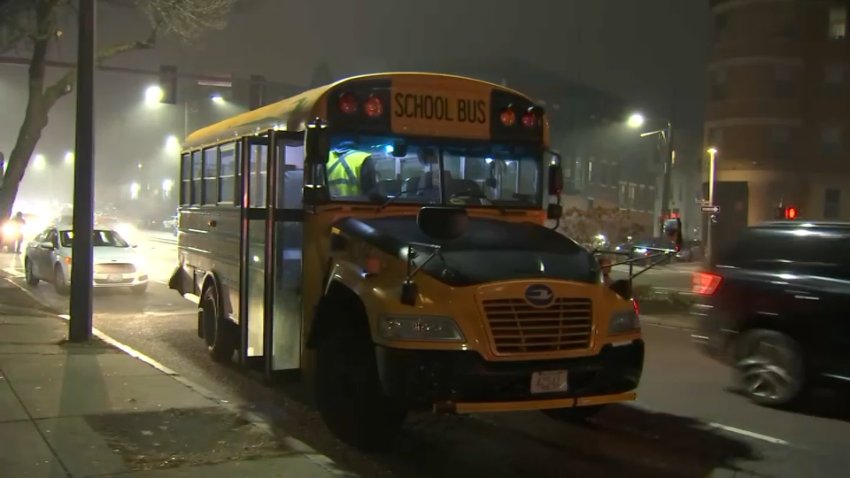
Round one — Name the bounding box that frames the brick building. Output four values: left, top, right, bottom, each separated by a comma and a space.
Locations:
706, 0, 850, 243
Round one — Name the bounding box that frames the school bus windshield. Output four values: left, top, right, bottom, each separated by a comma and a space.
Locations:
326, 134, 543, 208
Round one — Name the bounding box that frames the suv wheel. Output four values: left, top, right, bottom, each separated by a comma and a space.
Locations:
734, 329, 805, 407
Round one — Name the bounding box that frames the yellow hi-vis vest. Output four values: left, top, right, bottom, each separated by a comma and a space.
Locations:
327, 151, 371, 196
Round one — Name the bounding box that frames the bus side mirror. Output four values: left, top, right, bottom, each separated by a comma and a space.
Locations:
548, 164, 563, 196
547, 204, 562, 220
304, 118, 329, 163
417, 206, 468, 241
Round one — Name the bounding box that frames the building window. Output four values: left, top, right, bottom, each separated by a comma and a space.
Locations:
822, 126, 842, 155
710, 70, 727, 100
824, 188, 841, 218
830, 5, 847, 39
774, 66, 794, 98
770, 127, 791, 161
825, 64, 845, 96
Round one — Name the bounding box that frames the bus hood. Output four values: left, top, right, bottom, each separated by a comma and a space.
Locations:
334, 216, 600, 287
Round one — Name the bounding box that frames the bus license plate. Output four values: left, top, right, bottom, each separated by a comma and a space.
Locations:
530, 370, 568, 394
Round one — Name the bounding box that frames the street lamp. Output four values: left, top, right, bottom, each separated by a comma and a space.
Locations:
162, 178, 174, 197
210, 93, 225, 104
32, 154, 46, 171
627, 113, 645, 129
130, 182, 141, 200
706, 147, 718, 263
164, 135, 181, 155
144, 85, 164, 105
628, 111, 675, 231
64, 151, 74, 165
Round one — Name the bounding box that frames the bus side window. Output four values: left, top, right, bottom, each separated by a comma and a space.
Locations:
219, 143, 237, 204
203, 147, 218, 205
249, 144, 268, 208
278, 144, 305, 209
180, 153, 191, 206
191, 151, 202, 205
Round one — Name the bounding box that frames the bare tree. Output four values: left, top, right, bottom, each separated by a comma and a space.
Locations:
0, 0, 238, 220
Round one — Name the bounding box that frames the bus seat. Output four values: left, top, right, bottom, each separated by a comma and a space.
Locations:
402, 176, 421, 194
446, 178, 483, 197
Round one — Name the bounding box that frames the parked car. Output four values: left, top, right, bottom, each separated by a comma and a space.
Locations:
24, 225, 148, 295
692, 221, 850, 407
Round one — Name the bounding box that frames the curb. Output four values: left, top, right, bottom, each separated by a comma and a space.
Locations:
2, 275, 354, 477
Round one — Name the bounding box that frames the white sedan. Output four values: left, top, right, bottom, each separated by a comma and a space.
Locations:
24, 225, 148, 295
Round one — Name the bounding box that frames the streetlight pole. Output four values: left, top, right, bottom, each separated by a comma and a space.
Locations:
661, 121, 674, 222
69, 0, 95, 342
706, 147, 718, 263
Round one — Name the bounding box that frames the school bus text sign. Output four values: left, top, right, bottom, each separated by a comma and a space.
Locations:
390, 79, 490, 139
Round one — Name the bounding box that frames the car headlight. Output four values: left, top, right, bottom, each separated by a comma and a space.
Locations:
2, 222, 19, 236
608, 308, 640, 335
378, 315, 465, 342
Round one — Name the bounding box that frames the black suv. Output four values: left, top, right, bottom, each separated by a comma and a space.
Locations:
692, 221, 850, 407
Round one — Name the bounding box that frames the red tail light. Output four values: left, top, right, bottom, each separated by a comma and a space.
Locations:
521, 111, 538, 128
632, 299, 640, 316
692, 272, 722, 295
338, 92, 358, 114
364, 95, 383, 118
500, 108, 516, 127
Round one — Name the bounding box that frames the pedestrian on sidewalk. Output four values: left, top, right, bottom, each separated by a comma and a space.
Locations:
10, 212, 26, 254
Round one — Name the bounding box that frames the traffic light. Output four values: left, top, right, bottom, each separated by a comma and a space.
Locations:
784, 206, 799, 220
159, 65, 178, 104
249, 74, 267, 110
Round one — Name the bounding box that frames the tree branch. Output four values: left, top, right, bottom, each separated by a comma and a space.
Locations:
41, 29, 157, 109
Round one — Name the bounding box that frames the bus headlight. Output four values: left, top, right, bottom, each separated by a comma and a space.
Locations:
608, 309, 640, 335
378, 315, 465, 342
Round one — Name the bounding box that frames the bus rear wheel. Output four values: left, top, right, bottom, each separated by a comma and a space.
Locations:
201, 285, 237, 363
315, 323, 406, 451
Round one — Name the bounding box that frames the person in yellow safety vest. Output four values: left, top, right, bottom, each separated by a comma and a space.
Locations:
326, 144, 377, 197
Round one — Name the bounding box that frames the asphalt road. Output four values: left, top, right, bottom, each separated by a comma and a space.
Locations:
1, 231, 848, 477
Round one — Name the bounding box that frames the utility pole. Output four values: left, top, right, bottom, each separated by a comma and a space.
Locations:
69, 0, 95, 342
660, 121, 674, 223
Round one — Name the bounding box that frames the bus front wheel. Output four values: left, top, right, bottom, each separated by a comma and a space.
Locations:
315, 321, 406, 451
201, 285, 237, 363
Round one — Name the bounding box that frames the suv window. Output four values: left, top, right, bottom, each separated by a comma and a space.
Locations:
718, 227, 850, 267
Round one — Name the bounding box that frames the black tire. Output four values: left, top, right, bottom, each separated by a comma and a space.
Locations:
315, 311, 407, 451
734, 329, 806, 407
543, 405, 605, 422
24, 259, 39, 287
131, 283, 148, 295
54, 265, 69, 296
201, 284, 237, 363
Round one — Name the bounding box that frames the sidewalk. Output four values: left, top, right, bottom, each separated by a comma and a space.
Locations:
0, 279, 353, 477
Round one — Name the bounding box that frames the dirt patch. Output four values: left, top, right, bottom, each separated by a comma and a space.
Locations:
86, 407, 292, 470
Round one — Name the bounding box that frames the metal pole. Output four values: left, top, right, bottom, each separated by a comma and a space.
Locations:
706, 150, 716, 263
660, 121, 674, 223
69, 0, 96, 342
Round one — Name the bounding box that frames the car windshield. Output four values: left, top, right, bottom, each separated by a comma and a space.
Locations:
326, 134, 543, 208
59, 230, 130, 248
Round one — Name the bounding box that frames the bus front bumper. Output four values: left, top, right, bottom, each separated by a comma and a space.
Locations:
375, 339, 644, 412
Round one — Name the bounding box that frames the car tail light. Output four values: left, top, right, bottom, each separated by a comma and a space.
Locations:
500, 108, 516, 127
64, 256, 72, 265
338, 92, 358, 114
521, 111, 538, 128
692, 272, 722, 295
364, 95, 383, 118
632, 298, 640, 316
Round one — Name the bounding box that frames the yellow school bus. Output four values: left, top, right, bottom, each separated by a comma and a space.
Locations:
170, 72, 643, 450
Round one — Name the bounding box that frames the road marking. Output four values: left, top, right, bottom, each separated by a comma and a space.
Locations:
704, 422, 790, 446
2, 267, 23, 278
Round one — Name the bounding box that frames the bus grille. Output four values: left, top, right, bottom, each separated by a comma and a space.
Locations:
482, 298, 593, 354
94, 263, 136, 274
